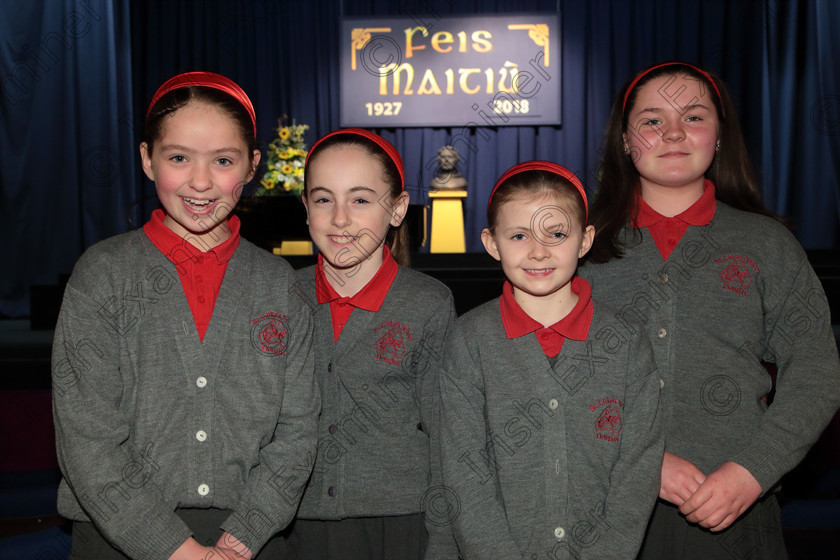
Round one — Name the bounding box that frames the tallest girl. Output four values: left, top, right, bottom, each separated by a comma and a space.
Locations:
582, 61, 840, 558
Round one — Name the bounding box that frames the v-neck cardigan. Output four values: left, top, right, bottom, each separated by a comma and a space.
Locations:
579, 202, 840, 494
294, 264, 458, 557
52, 229, 320, 559
440, 296, 663, 559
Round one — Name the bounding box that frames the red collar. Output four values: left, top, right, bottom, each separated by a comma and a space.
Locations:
634, 180, 717, 228
143, 209, 240, 265
314, 245, 398, 311
500, 276, 594, 341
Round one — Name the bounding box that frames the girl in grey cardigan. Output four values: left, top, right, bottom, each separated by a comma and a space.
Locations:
52, 72, 320, 560
440, 161, 663, 559
582, 61, 840, 559
286, 129, 458, 559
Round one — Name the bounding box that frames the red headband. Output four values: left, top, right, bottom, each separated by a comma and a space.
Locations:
146, 71, 256, 139
489, 161, 588, 221
306, 128, 405, 190
622, 62, 722, 114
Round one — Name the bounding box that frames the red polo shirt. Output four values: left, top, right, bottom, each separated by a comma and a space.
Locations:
143, 209, 240, 341
500, 276, 594, 357
634, 180, 717, 260
314, 245, 399, 342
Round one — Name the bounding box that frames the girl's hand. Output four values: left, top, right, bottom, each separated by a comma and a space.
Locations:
660, 451, 706, 505
679, 461, 762, 531
168, 537, 213, 559
213, 532, 254, 559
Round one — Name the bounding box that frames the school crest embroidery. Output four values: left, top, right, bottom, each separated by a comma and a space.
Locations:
250, 312, 289, 356
590, 398, 623, 443
374, 321, 413, 365
715, 255, 759, 295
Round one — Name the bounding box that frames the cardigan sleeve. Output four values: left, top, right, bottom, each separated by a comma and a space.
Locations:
580, 329, 663, 560
52, 277, 193, 560
730, 251, 840, 492
439, 323, 524, 560
221, 277, 320, 554
414, 293, 460, 560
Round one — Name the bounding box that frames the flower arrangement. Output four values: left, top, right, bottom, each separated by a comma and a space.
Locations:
257, 118, 309, 196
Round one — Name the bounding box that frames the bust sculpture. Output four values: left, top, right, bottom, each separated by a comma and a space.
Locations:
430, 145, 467, 190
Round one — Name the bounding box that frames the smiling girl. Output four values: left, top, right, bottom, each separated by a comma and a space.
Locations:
582, 61, 840, 559
52, 72, 319, 560
439, 161, 663, 559
288, 129, 458, 559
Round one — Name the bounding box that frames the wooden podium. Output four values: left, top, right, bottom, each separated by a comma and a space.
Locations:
428, 189, 467, 253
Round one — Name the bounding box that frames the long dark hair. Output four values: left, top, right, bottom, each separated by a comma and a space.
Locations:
588, 62, 775, 264
303, 134, 410, 267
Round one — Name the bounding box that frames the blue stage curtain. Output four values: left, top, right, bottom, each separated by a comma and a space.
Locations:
1, 0, 135, 317
2, 0, 838, 317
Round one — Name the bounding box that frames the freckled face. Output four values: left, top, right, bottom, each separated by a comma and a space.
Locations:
624, 73, 720, 193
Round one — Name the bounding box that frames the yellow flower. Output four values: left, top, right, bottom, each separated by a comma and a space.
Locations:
294, 167, 304, 177
279, 127, 291, 139
278, 150, 290, 159
281, 164, 294, 174
261, 178, 275, 190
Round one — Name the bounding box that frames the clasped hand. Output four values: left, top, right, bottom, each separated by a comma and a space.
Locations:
659, 452, 762, 532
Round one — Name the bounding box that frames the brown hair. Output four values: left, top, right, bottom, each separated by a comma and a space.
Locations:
143, 86, 258, 163
304, 134, 410, 267
588, 63, 775, 264
487, 170, 587, 232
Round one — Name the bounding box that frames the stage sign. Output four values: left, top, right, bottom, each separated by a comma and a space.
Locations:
340, 14, 561, 128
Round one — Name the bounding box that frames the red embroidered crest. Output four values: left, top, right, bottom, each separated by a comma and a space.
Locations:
374, 321, 413, 365
250, 312, 289, 356
590, 398, 623, 443
715, 255, 759, 295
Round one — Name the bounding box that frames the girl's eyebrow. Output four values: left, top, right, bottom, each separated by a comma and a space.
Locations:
158, 144, 243, 154
636, 103, 712, 113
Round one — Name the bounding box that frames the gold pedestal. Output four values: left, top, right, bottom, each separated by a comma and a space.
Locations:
272, 241, 314, 256
428, 189, 467, 253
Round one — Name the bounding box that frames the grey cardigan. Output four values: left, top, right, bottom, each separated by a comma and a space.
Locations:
440, 289, 663, 560
295, 264, 458, 559
579, 202, 840, 494
52, 230, 320, 559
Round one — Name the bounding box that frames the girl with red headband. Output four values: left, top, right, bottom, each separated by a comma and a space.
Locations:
582, 61, 840, 558
286, 129, 458, 559
52, 72, 320, 560
439, 162, 663, 559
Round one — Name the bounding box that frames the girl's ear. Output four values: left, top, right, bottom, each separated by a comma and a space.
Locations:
388, 190, 410, 228
300, 191, 310, 225
481, 227, 501, 261
578, 224, 595, 258
247, 150, 262, 181
139, 142, 155, 181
